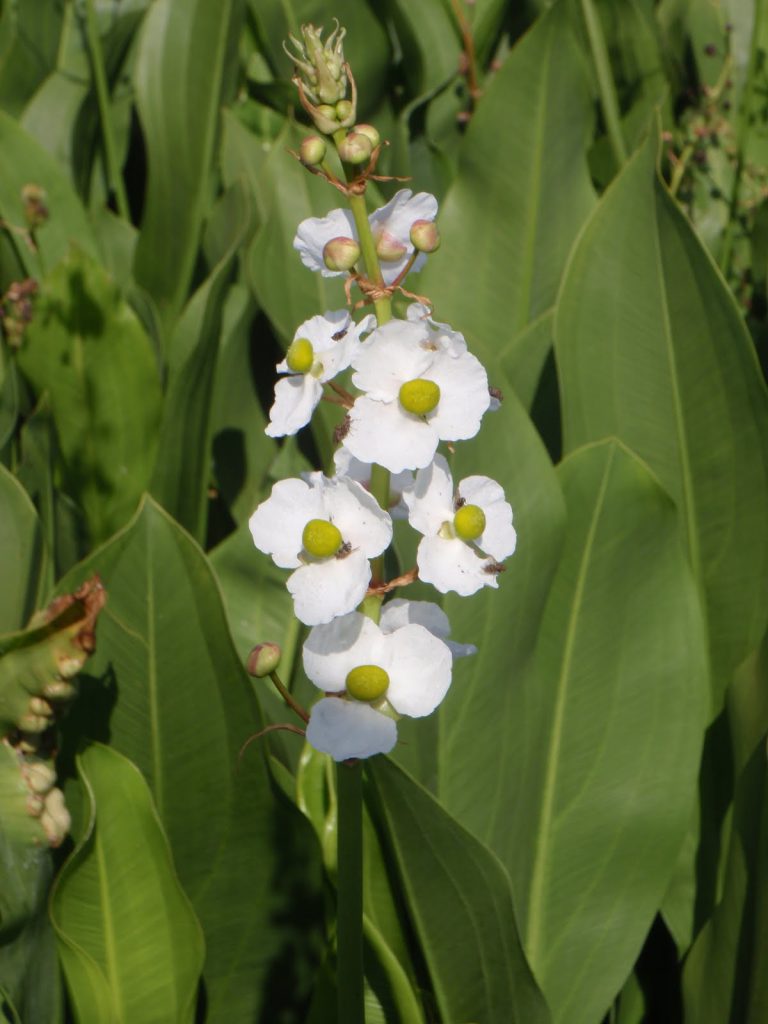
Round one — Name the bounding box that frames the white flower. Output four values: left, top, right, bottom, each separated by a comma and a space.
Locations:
248, 474, 392, 625
342, 318, 490, 473
303, 609, 453, 760
380, 598, 477, 658
333, 447, 413, 519
293, 189, 438, 286
266, 310, 374, 438
403, 454, 516, 596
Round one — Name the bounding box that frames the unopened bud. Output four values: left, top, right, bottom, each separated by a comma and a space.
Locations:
323, 236, 360, 272
40, 788, 70, 848
336, 99, 354, 122
410, 219, 440, 253
285, 22, 348, 106
21, 184, 48, 230
354, 124, 380, 149
337, 131, 372, 166
300, 135, 327, 166
247, 643, 282, 678
376, 231, 407, 262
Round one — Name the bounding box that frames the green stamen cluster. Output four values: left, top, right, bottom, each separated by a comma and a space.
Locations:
302, 519, 343, 558
454, 504, 486, 541
399, 378, 440, 415
286, 337, 315, 374
345, 664, 390, 702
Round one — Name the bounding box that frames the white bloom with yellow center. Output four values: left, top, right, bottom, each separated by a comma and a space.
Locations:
342, 318, 490, 473
249, 473, 392, 625
266, 310, 374, 438
293, 189, 438, 285
303, 609, 453, 761
403, 454, 516, 596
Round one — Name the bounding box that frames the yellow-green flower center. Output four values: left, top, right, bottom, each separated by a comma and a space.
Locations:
302, 518, 343, 558
454, 503, 486, 541
345, 664, 390, 702
399, 378, 440, 415
286, 337, 314, 374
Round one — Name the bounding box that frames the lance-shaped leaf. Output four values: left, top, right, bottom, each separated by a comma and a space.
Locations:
417, 0, 596, 361
555, 130, 768, 686
0, 464, 46, 634
51, 743, 204, 1024
57, 498, 323, 1020
132, 0, 240, 331
17, 250, 161, 545
508, 440, 708, 1024
370, 757, 550, 1024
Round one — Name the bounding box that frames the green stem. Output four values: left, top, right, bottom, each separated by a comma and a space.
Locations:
580, 0, 627, 167
337, 760, 364, 1024
82, 0, 130, 220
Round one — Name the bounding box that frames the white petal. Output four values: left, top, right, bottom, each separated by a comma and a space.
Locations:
458, 476, 516, 560
384, 624, 452, 717
380, 597, 450, 639
288, 549, 372, 625
406, 303, 467, 355
302, 612, 383, 692
293, 208, 356, 277
345, 397, 438, 473
265, 376, 323, 437
324, 476, 392, 557
402, 454, 454, 536
426, 351, 490, 441
369, 190, 438, 244
351, 320, 432, 401
249, 478, 324, 568
332, 450, 413, 519
306, 698, 397, 761
416, 535, 497, 596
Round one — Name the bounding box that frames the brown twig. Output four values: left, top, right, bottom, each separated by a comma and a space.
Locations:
366, 567, 419, 596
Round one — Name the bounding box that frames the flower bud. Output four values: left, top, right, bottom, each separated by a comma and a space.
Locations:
376, 230, 407, 262
40, 787, 71, 848
410, 219, 440, 253
286, 22, 348, 106
354, 124, 380, 149
337, 131, 372, 166
247, 642, 282, 678
300, 135, 327, 166
345, 664, 390, 702
399, 378, 440, 415
323, 236, 360, 272
336, 100, 354, 122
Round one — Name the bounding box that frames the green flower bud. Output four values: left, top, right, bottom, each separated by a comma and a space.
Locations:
247, 642, 282, 678
454, 503, 486, 541
354, 123, 380, 149
410, 219, 440, 253
337, 131, 372, 166
399, 378, 440, 415
300, 134, 328, 166
286, 337, 314, 373
286, 22, 348, 106
336, 99, 354, 122
302, 518, 343, 558
376, 231, 407, 262
317, 104, 338, 124
345, 664, 390, 702
323, 236, 361, 272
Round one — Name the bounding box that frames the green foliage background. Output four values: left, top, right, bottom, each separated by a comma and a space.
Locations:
1, 0, 768, 1021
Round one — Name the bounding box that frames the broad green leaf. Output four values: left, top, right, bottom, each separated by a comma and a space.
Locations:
555, 130, 768, 685
499, 308, 555, 411
57, 498, 323, 1019
0, 113, 98, 276
385, 0, 460, 97
0, 3, 64, 116
434, 369, 566, 839
17, 249, 161, 545
417, 0, 596, 360
0, 465, 45, 633
682, 634, 768, 1023
132, 0, 241, 330
0, 348, 19, 457
0, 883, 63, 1024
371, 757, 550, 1024
51, 743, 204, 1024
508, 441, 708, 1024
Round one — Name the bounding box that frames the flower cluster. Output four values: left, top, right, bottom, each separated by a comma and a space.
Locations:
249, 24, 516, 761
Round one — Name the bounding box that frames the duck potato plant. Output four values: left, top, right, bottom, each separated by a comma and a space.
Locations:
0, 1, 767, 1022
